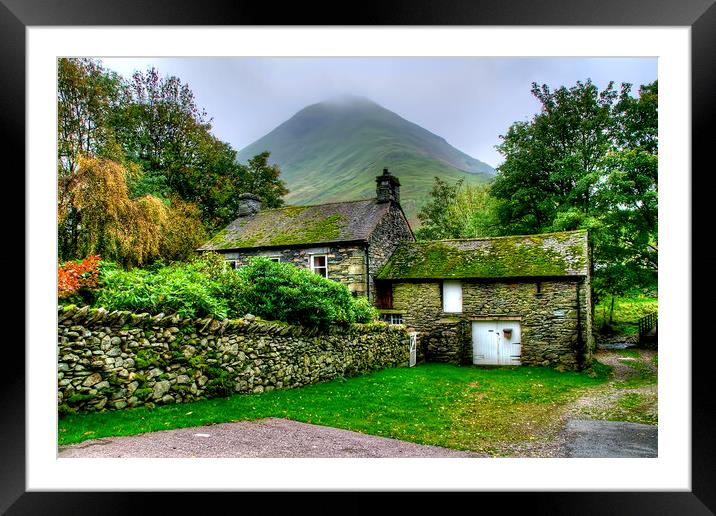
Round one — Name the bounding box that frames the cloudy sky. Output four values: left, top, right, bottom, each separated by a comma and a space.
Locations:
102, 57, 657, 168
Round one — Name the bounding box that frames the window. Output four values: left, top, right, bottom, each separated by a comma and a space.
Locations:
442, 280, 463, 313
380, 313, 403, 325
268, 256, 281, 263
223, 260, 240, 271
310, 255, 328, 278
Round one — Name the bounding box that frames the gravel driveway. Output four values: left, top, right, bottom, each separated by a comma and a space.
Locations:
58, 417, 483, 458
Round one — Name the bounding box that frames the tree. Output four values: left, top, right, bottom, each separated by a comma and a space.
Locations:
240, 151, 289, 209
492, 79, 618, 234
57, 60, 291, 265
591, 82, 658, 314
58, 156, 156, 265
490, 78, 658, 311
414, 177, 464, 240
57, 58, 126, 176
415, 178, 501, 240
115, 67, 212, 197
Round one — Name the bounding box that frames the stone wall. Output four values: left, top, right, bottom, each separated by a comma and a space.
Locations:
58, 305, 410, 414
367, 202, 414, 299
220, 245, 369, 296
392, 279, 593, 370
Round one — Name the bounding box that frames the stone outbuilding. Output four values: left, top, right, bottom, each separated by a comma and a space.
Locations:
373, 230, 594, 370
198, 168, 414, 299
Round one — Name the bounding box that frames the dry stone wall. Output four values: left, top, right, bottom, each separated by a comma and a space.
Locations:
58, 305, 409, 414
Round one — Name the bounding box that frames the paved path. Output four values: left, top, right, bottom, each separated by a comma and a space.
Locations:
560, 419, 658, 458
58, 417, 483, 458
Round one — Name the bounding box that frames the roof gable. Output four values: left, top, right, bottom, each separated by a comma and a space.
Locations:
199, 199, 391, 251
375, 231, 589, 280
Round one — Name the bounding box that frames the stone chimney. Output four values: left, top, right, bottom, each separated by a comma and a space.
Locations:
237, 193, 262, 217
375, 168, 400, 204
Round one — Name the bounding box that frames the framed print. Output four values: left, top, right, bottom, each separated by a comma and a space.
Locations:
6, 0, 714, 513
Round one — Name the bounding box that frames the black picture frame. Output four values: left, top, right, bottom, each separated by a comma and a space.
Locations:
5, 0, 713, 513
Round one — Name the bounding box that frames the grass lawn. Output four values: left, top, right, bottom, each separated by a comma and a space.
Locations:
59, 362, 609, 455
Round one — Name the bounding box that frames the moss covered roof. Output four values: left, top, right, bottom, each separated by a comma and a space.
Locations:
198, 199, 392, 251
375, 230, 589, 280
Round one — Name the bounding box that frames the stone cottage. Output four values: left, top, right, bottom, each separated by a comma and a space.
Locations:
200, 169, 593, 371
198, 168, 414, 299
373, 231, 593, 369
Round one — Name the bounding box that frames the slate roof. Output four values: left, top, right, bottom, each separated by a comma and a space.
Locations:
375, 230, 589, 280
198, 199, 392, 251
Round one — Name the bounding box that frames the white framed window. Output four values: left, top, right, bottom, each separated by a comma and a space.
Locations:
268, 256, 281, 263
310, 255, 328, 278
442, 280, 463, 313
380, 313, 404, 325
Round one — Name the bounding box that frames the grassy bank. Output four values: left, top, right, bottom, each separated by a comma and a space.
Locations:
59, 363, 609, 456
594, 292, 658, 335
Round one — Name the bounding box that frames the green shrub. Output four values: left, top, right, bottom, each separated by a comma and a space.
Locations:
234, 257, 368, 329
95, 259, 230, 318
87, 253, 382, 329
353, 296, 379, 323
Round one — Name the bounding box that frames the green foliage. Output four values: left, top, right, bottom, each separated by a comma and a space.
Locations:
134, 348, 163, 369
234, 257, 367, 329
134, 388, 153, 400
594, 291, 657, 335
204, 367, 234, 398
87, 254, 378, 329
489, 79, 658, 298
352, 296, 380, 324
57, 58, 291, 265
94, 258, 230, 319
416, 179, 503, 241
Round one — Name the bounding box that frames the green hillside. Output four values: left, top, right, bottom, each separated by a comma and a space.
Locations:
236, 96, 495, 224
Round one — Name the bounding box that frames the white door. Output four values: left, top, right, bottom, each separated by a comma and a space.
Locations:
472, 320, 521, 365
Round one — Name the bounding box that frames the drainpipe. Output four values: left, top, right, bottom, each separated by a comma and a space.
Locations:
575, 280, 585, 369
365, 246, 371, 301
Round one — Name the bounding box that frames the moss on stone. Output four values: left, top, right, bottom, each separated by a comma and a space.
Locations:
377, 230, 588, 280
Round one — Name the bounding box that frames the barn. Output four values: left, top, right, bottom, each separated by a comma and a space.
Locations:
373, 230, 594, 370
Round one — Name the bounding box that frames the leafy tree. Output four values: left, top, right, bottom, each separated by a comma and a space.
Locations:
57, 58, 126, 175
116, 67, 211, 189
415, 178, 501, 240
57, 60, 291, 264
591, 82, 658, 314
239, 151, 289, 209
58, 156, 156, 265
415, 177, 464, 240
490, 78, 658, 319
492, 79, 618, 234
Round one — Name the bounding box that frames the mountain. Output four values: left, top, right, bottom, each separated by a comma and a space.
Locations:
235, 95, 495, 224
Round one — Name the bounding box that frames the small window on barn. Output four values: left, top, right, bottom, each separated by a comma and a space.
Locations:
268, 256, 281, 263
310, 255, 328, 278
380, 313, 404, 325
442, 280, 463, 313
